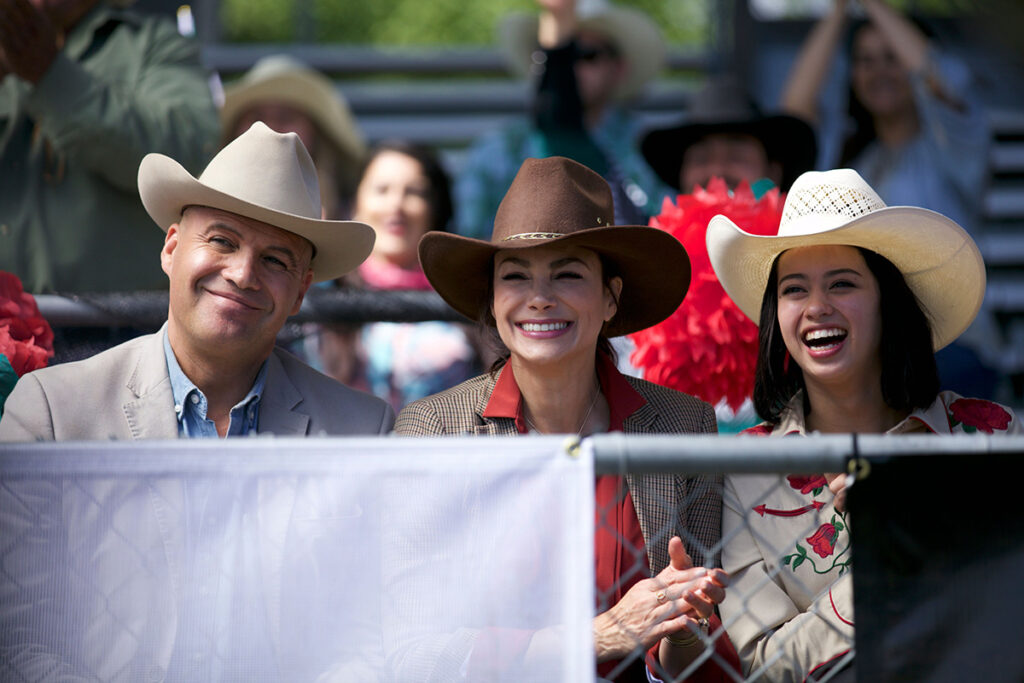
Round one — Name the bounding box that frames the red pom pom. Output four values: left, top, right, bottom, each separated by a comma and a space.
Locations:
629, 179, 784, 410
0, 271, 54, 376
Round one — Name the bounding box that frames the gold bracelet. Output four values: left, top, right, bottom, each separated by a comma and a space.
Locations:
665, 616, 710, 649
665, 631, 700, 648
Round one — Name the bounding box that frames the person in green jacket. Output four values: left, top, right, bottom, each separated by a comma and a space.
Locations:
0, 0, 220, 294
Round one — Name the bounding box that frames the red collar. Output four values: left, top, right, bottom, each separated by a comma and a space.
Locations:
482, 353, 646, 433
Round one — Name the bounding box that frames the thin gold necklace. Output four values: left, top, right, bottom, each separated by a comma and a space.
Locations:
524, 384, 601, 435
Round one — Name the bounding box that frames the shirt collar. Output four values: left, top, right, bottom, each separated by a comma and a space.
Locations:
163, 330, 268, 436
771, 390, 944, 435
482, 353, 646, 432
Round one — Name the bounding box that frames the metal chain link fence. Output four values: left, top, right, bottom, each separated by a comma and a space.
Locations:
2, 435, 1021, 682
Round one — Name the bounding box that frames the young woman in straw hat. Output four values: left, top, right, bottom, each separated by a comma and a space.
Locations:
395, 156, 740, 681
706, 168, 1021, 682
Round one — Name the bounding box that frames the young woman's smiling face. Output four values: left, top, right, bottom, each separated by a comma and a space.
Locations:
776, 244, 883, 391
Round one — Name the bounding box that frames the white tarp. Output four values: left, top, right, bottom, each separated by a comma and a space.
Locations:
0, 437, 594, 682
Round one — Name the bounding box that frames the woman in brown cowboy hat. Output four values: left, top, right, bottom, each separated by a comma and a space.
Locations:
707, 168, 1021, 681
396, 156, 740, 681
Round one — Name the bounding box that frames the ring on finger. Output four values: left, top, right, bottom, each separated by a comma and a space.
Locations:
655, 590, 667, 604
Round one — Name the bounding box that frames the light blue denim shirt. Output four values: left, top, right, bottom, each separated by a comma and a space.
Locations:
163, 331, 267, 438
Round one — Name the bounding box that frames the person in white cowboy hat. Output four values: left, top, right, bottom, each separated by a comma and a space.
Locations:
221, 54, 367, 220
1, 121, 394, 443
0, 121, 394, 682
705, 168, 1021, 682
454, 0, 669, 240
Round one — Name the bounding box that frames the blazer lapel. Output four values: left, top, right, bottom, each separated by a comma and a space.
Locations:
123, 328, 179, 440
471, 373, 518, 435
257, 350, 309, 437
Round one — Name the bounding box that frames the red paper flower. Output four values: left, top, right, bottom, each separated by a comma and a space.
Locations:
0, 272, 54, 377
787, 474, 828, 495
629, 178, 784, 410
948, 398, 1012, 434
806, 523, 838, 558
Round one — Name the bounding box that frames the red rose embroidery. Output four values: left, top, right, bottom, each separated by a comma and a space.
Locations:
949, 398, 1012, 434
807, 523, 838, 558
787, 474, 827, 495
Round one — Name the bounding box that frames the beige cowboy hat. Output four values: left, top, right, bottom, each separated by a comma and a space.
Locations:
138, 121, 375, 283
706, 168, 985, 351
221, 55, 366, 166
497, 0, 665, 101
419, 156, 690, 337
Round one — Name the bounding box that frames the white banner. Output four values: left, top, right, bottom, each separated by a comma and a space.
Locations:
0, 437, 594, 682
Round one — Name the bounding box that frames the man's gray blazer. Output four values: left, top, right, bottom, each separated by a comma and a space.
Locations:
0, 326, 395, 440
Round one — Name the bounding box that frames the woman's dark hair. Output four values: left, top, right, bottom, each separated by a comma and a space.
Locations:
480, 253, 621, 375
837, 17, 937, 167
752, 247, 940, 424
358, 141, 454, 232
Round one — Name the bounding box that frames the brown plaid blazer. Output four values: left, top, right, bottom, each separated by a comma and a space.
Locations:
395, 371, 724, 572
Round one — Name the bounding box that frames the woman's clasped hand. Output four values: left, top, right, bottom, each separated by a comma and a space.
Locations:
594, 537, 728, 661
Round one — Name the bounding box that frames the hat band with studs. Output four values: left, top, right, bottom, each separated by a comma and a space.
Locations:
503, 232, 566, 241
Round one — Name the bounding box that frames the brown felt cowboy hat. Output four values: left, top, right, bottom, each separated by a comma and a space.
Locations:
138, 122, 375, 283
642, 75, 817, 192
419, 156, 690, 337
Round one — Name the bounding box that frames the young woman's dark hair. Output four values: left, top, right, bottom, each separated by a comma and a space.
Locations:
752, 247, 940, 424
359, 141, 454, 232
479, 254, 621, 375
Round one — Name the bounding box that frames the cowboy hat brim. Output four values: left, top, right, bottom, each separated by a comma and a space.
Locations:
138, 153, 375, 283
497, 6, 665, 101
420, 225, 690, 338
706, 206, 986, 351
642, 114, 818, 192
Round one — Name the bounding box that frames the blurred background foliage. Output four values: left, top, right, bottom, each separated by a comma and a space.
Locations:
221, 0, 713, 47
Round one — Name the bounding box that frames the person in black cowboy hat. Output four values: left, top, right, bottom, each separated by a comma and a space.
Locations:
641, 75, 817, 194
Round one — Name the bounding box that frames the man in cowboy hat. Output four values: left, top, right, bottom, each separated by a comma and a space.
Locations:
455, 0, 668, 239
641, 75, 818, 194
0, 121, 394, 441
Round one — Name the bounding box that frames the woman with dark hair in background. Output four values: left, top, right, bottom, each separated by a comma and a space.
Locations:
707, 168, 1020, 682
316, 141, 479, 410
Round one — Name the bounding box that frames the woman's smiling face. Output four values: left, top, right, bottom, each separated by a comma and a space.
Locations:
491, 244, 621, 370
776, 244, 883, 391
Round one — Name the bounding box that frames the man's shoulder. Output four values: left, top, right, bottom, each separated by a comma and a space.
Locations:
24, 333, 153, 388
270, 347, 394, 434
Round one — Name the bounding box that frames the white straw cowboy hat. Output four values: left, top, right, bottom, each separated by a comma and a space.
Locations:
138, 121, 375, 283
706, 168, 985, 351
221, 55, 366, 167
498, 0, 665, 101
